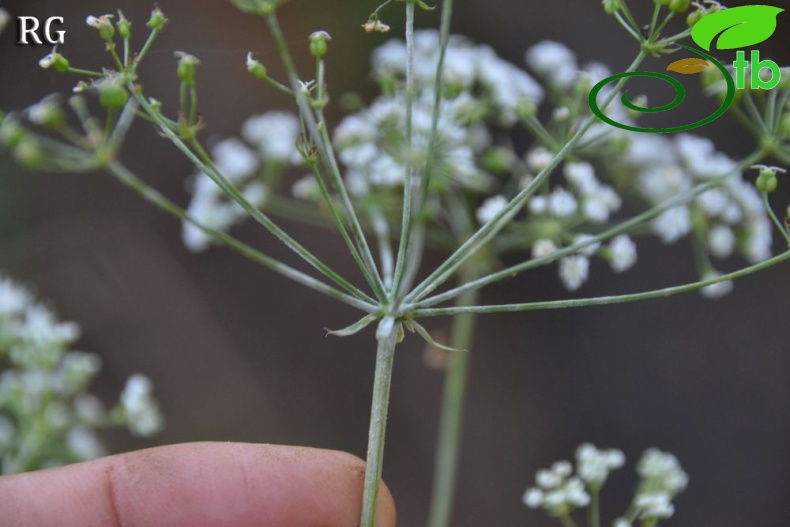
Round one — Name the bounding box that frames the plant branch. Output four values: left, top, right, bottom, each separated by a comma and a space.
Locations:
412, 251, 790, 317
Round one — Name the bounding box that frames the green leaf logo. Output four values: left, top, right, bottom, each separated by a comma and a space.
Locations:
691, 5, 784, 51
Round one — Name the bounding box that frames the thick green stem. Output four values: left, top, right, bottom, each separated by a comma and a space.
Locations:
426, 265, 480, 527
360, 320, 400, 527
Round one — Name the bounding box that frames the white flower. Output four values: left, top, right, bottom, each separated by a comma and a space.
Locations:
652, 206, 691, 243
744, 218, 772, 263
39, 53, 55, 69
292, 176, 320, 200
609, 235, 637, 273
559, 255, 590, 291
0, 275, 34, 316
211, 138, 259, 182
634, 493, 675, 519
636, 448, 688, 496
549, 188, 577, 218
700, 271, 733, 299
242, 112, 301, 164
532, 239, 557, 259
525, 40, 578, 89
523, 487, 544, 508
575, 443, 625, 484
528, 196, 548, 215
86, 14, 113, 28
613, 519, 632, 527
573, 234, 600, 257
708, 225, 735, 259
527, 147, 553, 172
564, 162, 598, 195
696, 188, 729, 218
120, 374, 163, 437
476, 195, 508, 225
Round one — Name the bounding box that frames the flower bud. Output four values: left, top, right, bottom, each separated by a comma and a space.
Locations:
362, 19, 391, 33
309, 31, 331, 59
686, 9, 703, 27
14, 137, 44, 170
86, 14, 115, 41
0, 114, 26, 149
96, 77, 129, 109
175, 52, 200, 86
246, 52, 267, 79
669, 0, 691, 13
602, 0, 623, 15
26, 95, 65, 129
39, 51, 70, 72
117, 11, 132, 39
147, 8, 168, 31
756, 171, 778, 193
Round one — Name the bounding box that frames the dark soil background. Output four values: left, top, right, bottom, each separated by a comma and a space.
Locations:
1, 1, 789, 525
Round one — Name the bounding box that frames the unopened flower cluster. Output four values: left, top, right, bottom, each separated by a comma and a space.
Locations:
524, 444, 688, 525
0, 272, 163, 474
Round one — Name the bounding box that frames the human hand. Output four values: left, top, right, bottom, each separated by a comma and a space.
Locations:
0, 442, 396, 526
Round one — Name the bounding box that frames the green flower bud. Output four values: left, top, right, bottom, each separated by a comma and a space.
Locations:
0, 114, 26, 148
309, 31, 331, 59
14, 137, 44, 170
147, 8, 168, 31
603, 0, 623, 15
117, 12, 132, 39
175, 52, 200, 86
39, 51, 70, 72
246, 52, 267, 79
686, 9, 703, 27
86, 14, 115, 41
96, 77, 129, 109
26, 95, 65, 129
756, 171, 778, 193
669, 0, 691, 13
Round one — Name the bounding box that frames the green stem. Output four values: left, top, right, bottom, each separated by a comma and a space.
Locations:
411, 251, 790, 317
426, 265, 480, 527
589, 487, 601, 527
392, 0, 417, 298
131, 91, 375, 304
106, 161, 377, 313
764, 192, 790, 245
399, 0, 455, 301
360, 319, 400, 527
559, 514, 580, 527
266, 13, 388, 302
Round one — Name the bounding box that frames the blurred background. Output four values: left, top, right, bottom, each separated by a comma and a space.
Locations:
1, 0, 789, 525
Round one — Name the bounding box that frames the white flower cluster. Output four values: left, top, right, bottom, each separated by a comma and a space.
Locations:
119, 374, 163, 437
183, 112, 302, 252
523, 158, 635, 291
522, 460, 590, 517
334, 91, 492, 198
372, 30, 544, 125
633, 448, 689, 520
575, 443, 625, 486
0, 272, 162, 474
627, 134, 772, 262
524, 445, 688, 524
